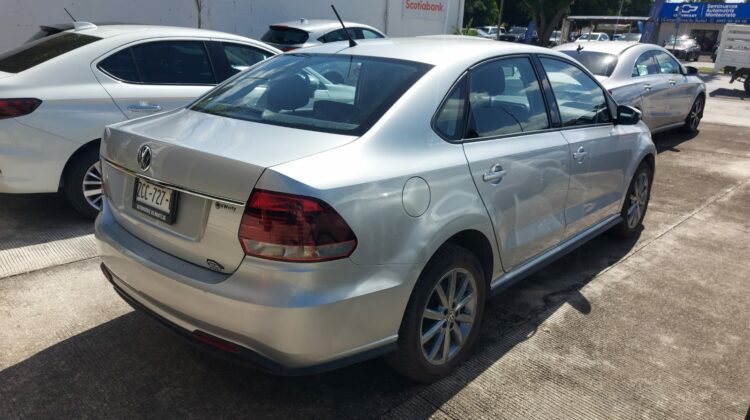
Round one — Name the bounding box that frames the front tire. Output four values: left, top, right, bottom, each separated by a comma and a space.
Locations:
613, 162, 652, 237
682, 95, 704, 133
386, 244, 487, 383
63, 147, 102, 219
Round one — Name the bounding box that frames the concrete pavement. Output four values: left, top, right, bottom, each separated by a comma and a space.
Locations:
1, 122, 749, 419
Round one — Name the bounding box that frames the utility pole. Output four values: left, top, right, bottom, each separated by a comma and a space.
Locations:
496, 0, 505, 40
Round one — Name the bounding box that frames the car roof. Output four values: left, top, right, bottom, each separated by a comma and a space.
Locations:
66, 24, 258, 43
555, 41, 641, 54
270, 19, 378, 33
296, 37, 566, 66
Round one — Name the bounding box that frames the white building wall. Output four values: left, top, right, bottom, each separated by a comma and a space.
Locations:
0, 0, 464, 52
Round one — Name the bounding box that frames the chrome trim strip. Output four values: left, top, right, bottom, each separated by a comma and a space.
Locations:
490, 214, 622, 291
102, 157, 246, 206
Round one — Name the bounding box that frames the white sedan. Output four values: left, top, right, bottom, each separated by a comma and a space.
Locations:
555, 41, 705, 134
0, 23, 278, 217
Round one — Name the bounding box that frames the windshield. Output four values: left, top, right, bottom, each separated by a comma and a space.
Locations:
559, 51, 619, 77
673, 39, 694, 47
0, 31, 100, 73
191, 54, 432, 136
509, 27, 526, 34
261, 26, 309, 45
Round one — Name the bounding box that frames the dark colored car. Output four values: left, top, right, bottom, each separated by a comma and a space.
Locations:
498, 26, 538, 44
664, 38, 701, 62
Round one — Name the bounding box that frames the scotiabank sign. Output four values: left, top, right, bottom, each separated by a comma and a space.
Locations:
403, 0, 447, 22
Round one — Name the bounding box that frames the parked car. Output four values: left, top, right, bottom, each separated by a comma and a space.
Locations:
664, 38, 701, 61
549, 30, 562, 46
713, 24, 750, 95
0, 23, 279, 217
555, 41, 705, 134
96, 37, 655, 382
473, 26, 504, 39
498, 26, 538, 43
577, 32, 609, 42
260, 19, 385, 51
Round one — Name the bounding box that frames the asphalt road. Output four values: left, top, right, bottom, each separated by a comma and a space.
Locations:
2, 117, 749, 416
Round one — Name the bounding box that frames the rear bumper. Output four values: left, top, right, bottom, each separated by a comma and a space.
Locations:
95, 201, 421, 372
0, 118, 78, 193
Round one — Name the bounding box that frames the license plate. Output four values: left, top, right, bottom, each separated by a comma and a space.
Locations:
132, 178, 177, 224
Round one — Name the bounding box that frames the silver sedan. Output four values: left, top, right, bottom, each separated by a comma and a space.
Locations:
96, 37, 656, 382
555, 41, 706, 134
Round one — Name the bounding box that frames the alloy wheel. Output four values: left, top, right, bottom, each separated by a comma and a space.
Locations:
627, 170, 649, 229
82, 161, 103, 211
688, 97, 703, 131
420, 268, 478, 366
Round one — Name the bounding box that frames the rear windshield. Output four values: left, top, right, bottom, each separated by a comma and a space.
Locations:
261, 26, 309, 45
0, 32, 101, 73
191, 54, 432, 136
559, 50, 618, 77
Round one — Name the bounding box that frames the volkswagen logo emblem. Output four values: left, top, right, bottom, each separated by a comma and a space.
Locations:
136, 145, 152, 171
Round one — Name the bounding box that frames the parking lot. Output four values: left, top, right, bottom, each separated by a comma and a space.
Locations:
1, 74, 749, 419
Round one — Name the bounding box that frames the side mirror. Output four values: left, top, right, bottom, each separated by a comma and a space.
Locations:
685, 66, 699, 76
616, 105, 642, 125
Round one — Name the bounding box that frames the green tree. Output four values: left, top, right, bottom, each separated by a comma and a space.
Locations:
521, 0, 576, 46
464, 0, 500, 27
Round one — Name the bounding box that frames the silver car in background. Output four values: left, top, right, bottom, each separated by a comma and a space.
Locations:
260, 19, 385, 51
0, 23, 278, 217
96, 37, 655, 382
555, 41, 706, 134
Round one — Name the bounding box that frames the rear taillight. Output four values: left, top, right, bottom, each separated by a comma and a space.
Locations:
238, 190, 357, 262
0, 98, 42, 120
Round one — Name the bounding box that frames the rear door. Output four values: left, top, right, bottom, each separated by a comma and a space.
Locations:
539, 56, 631, 238
631, 50, 670, 130
93, 39, 217, 119
653, 50, 693, 124
458, 56, 571, 270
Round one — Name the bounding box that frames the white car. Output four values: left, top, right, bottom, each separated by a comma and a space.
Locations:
0, 23, 278, 217
260, 19, 385, 51
577, 32, 609, 42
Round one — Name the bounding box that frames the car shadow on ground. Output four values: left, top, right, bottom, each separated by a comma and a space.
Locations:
0, 226, 642, 418
708, 87, 747, 101
0, 193, 93, 251
652, 129, 699, 154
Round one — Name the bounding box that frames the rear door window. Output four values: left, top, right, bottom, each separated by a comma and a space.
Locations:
360, 29, 384, 39
0, 32, 100, 73
466, 56, 549, 138
319, 28, 358, 43
98, 49, 140, 82
632, 51, 660, 77
434, 76, 468, 141
129, 41, 215, 84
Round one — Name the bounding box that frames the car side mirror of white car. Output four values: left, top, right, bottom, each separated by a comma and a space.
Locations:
616, 105, 642, 125
684, 66, 699, 76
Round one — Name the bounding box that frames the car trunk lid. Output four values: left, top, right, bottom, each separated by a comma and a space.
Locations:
101, 108, 356, 273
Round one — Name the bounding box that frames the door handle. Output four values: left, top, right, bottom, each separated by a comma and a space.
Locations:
573, 147, 588, 162
483, 164, 507, 183
642, 84, 652, 91
127, 103, 163, 112
668, 79, 676, 86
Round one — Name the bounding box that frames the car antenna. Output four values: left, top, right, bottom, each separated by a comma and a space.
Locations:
330, 5, 357, 48
576, 44, 584, 53
63, 7, 76, 22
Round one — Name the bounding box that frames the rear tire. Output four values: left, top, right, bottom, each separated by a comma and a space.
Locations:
613, 162, 652, 237
63, 147, 102, 219
385, 244, 487, 383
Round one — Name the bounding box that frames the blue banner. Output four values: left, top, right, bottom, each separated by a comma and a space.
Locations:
641, 0, 666, 44
659, 3, 750, 24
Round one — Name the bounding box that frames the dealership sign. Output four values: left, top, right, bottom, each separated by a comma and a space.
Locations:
659, 3, 750, 24
402, 0, 447, 22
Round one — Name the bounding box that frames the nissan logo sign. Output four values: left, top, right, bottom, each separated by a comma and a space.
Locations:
136, 145, 152, 171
